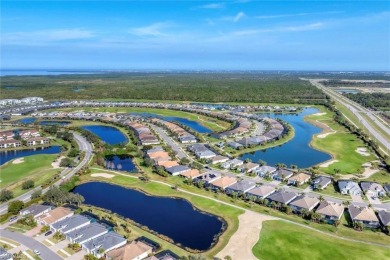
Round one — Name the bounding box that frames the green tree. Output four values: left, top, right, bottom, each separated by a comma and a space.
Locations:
0, 189, 14, 202
31, 190, 42, 199
22, 180, 35, 190
8, 200, 25, 214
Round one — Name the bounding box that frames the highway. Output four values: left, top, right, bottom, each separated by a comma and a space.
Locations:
0, 132, 93, 214
307, 79, 390, 155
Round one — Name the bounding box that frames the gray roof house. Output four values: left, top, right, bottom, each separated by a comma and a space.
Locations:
384, 184, 390, 194
378, 210, 390, 227
348, 205, 380, 228
266, 189, 297, 205
221, 158, 244, 169
312, 176, 332, 190
0, 247, 12, 260
146, 146, 164, 154
239, 162, 259, 173
82, 232, 127, 258
66, 223, 108, 245
273, 169, 294, 181
165, 165, 191, 176
289, 195, 320, 213
20, 204, 53, 218
338, 180, 362, 196
227, 141, 243, 149
179, 135, 197, 144
225, 180, 256, 196
360, 182, 386, 198
195, 150, 216, 159
193, 171, 221, 186
255, 166, 277, 177
246, 184, 276, 200
50, 215, 91, 234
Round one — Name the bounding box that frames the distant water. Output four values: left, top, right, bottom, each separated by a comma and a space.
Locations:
0, 146, 61, 165
81, 125, 128, 145
0, 69, 100, 77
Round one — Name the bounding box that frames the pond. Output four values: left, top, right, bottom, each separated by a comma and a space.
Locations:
39, 121, 71, 126
81, 125, 128, 145
0, 146, 61, 165
335, 89, 360, 94
239, 108, 331, 168
19, 117, 36, 124
131, 112, 212, 134
105, 155, 137, 172
74, 182, 224, 251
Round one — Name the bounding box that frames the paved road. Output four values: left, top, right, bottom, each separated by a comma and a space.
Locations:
0, 229, 62, 260
149, 124, 189, 160
0, 132, 93, 214
307, 79, 390, 155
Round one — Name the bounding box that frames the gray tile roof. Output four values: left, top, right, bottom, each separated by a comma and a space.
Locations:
166, 165, 191, 174
312, 176, 332, 188
83, 232, 126, 254
0, 247, 12, 260
246, 184, 276, 198
267, 189, 297, 204
378, 210, 390, 226
384, 184, 390, 193
20, 204, 52, 217
66, 223, 108, 244
289, 195, 320, 211
226, 180, 256, 193
51, 215, 90, 233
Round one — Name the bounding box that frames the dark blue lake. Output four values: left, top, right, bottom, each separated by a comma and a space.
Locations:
105, 155, 136, 172
74, 182, 224, 251
19, 117, 36, 124
131, 112, 212, 134
0, 146, 61, 165
40, 121, 71, 126
81, 125, 128, 145
239, 108, 331, 168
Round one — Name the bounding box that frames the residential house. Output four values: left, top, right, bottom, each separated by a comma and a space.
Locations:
146, 146, 164, 155
20, 204, 53, 219
66, 223, 108, 245
227, 141, 243, 150
157, 160, 179, 168
83, 232, 127, 258
37, 207, 74, 225
210, 155, 229, 164
315, 201, 344, 224
179, 135, 197, 144
0, 247, 12, 260
165, 165, 191, 176
106, 240, 153, 260
209, 176, 237, 191
255, 166, 276, 177
360, 182, 386, 198
239, 162, 259, 173
193, 171, 221, 186
196, 150, 216, 159
266, 189, 297, 205
179, 169, 202, 180
221, 158, 244, 169
246, 184, 276, 200
312, 176, 332, 190
377, 210, 390, 228
0, 139, 22, 149
289, 195, 320, 214
273, 169, 294, 181
287, 172, 311, 186
348, 205, 380, 228
384, 184, 390, 194
50, 215, 91, 234
338, 180, 362, 196
225, 180, 256, 196
151, 250, 180, 260
26, 137, 50, 146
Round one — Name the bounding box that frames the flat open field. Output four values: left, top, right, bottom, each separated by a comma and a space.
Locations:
0, 73, 325, 104
305, 106, 376, 174
252, 220, 390, 260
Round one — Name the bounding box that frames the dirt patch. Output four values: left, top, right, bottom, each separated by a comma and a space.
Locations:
51, 156, 65, 169
312, 112, 327, 116
91, 173, 115, 178
319, 159, 339, 168
217, 211, 276, 260
12, 158, 24, 164
356, 147, 370, 156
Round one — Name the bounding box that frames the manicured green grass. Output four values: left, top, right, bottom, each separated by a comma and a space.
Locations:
252, 220, 390, 260
7, 223, 34, 233
365, 170, 390, 184
305, 106, 376, 174
55, 106, 231, 132
0, 154, 59, 189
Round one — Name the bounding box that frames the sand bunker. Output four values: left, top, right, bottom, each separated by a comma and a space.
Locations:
319, 159, 339, 168
51, 156, 65, 169
317, 132, 335, 139
91, 173, 115, 178
12, 158, 24, 164
356, 147, 370, 156
312, 112, 326, 116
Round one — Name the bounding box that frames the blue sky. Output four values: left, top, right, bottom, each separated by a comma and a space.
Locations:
1, 1, 389, 70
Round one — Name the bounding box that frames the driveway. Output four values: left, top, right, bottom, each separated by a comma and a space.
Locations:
0, 229, 62, 260
350, 194, 364, 203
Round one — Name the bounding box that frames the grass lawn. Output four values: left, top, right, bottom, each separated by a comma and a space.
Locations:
7, 223, 34, 233
305, 106, 376, 174
54, 106, 231, 132
57, 250, 69, 258
252, 220, 390, 260
0, 237, 20, 247
26, 249, 42, 260
365, 170, 390, 184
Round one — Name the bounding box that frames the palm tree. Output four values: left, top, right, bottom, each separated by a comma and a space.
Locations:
301, 209, 309, 219
318, 195, 324, 202
270, 201, 277, 209
311, 212, 321, 223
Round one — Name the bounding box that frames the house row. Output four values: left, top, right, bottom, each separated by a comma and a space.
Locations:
128, 122, 160, 146
0, 97, 44, 107
338, 180, 387, 198
214, 117, 252, 139
187, 144, 217, 159
151, 118, 197, 144
0, 129, 40, 141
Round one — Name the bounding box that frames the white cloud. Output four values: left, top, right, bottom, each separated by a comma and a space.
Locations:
220, 12, 246, 22
256, 11, 343, 19
197, 3, 225, 9
2, 28, 94, 44
129, 22, 172, 37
